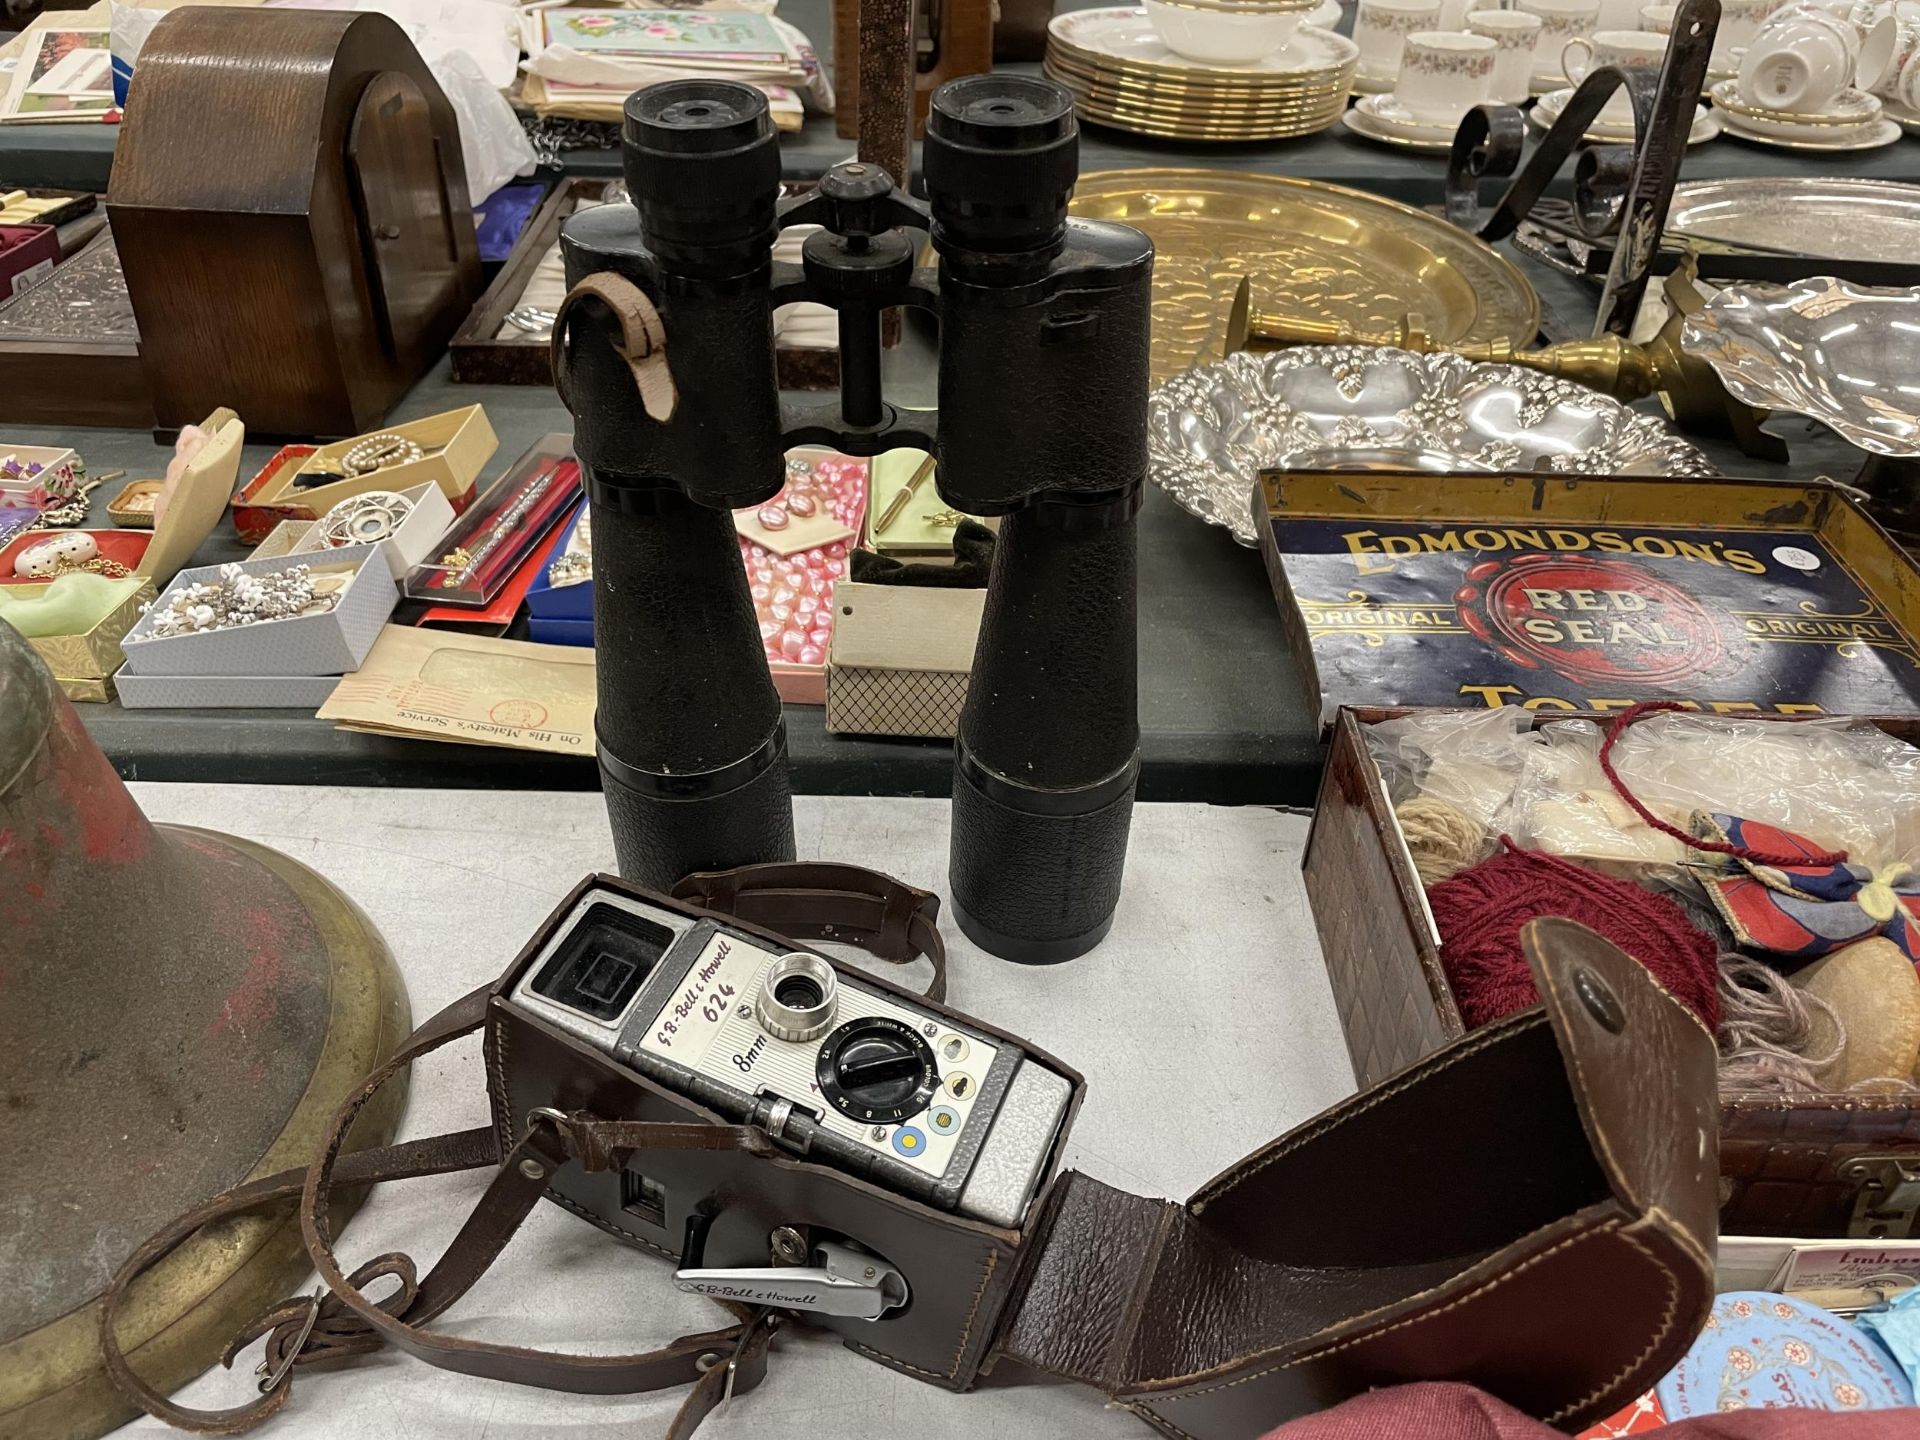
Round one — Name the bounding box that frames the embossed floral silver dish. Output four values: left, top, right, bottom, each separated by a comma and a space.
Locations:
1683, 276, 1920, 457
1148, 346, 1717, 545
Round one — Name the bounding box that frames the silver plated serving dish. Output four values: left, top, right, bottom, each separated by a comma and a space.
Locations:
1666, 177, 1920, 261
1683, 276, 1920, 457
1148, 346, 1717, 545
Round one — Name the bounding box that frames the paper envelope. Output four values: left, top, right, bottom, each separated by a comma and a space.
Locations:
319, 624, 595, 756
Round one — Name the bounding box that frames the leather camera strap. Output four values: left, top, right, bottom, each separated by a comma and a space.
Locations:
100, 863, 946, 1435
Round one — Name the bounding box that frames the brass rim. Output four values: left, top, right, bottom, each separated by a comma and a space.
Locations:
1047, 52, 1353, 100
0, 832, 412, 1440
1068, 167, 1543, 374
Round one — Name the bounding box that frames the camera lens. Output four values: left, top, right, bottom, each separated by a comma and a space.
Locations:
774, 974, 824, 1010
757, 953, 838, 1043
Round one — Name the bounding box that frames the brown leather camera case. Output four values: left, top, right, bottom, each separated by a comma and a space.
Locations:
487, 882, 1718, 1436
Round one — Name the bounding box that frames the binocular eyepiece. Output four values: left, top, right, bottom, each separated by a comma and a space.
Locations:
557, 75, 1153, 963
923, 76, 1078, 258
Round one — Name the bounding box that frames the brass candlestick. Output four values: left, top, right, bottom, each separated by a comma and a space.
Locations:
1224, 259, 1783, 461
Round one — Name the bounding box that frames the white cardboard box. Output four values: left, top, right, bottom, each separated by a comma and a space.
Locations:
119, 545, 396, 678
289, 481, 456, 581
114, 672, 343, 710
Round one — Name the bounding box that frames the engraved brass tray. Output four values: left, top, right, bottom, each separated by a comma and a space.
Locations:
1067, 169, 1541, 385
1150, 346, 1715, 545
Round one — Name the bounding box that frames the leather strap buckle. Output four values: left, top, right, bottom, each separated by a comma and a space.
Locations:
722, 1309, 779, 1406
254, 1289, 322, 1395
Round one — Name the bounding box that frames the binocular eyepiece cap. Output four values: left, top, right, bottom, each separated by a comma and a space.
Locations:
929, 74, 1075, 149
622, 80, 783, 263
624, 79, 774, 155
924, 76, 1079, 256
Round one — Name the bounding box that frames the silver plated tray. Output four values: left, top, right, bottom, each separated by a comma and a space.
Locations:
1148, 346, 1717, 546
1683, 276, 1920, 457
1664, 177, 1920, 263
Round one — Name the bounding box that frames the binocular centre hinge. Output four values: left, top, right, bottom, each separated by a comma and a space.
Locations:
672, 1211, 910, 1320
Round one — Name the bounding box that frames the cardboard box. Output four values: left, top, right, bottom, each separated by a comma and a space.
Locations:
0, 409, 244, 594
230, 406, 496, 543
119, 545, 396, 678
253, 519, 316, 560
826, 582, 985, 739
115, 672, 342, 710
289, 481, 457, 581
0, 442, 79, 508
0, 222, 59, 299
15, 578, 156, 698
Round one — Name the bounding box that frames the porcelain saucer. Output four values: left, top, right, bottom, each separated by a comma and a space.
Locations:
1532, 87, 1722, 144
1707, 80, 1884, 141
1889, 96, 1920, 135
1344, 93, 1459, 149
1716, 111, 1904, 148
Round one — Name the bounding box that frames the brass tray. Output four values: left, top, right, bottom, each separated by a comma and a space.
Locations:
1067, 169, 1542, 384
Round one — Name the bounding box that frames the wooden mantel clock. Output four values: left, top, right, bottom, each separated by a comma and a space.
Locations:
107, 8, 483, 437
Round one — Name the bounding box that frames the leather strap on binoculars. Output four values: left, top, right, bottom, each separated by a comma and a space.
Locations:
100, 862, 945, 1436
551, 272, 677, 423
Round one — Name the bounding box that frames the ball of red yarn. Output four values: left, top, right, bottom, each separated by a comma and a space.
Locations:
1429, 840, 1721, 1030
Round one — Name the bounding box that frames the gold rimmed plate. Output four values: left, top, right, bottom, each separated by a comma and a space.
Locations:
1707, 78, 1883, 129
1047, 67, 1352, 115
1716, 113, 1904, 149
1045, 48, 1353, 95
1046, 46, 1355, 93
1047, 6, 1359, 80
1067, 92, 1347, 137
1044, 55, 1359, 100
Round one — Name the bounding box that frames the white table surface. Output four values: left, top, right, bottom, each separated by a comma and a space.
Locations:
113, 786, 1352, 1439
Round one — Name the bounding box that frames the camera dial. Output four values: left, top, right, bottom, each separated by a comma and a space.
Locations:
757, 953, 838, 1043
816, 1017, 939, 1126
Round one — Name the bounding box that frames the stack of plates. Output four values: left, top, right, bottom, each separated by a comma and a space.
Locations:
1044, 5, 1360, 141
1707, 79, 1903, 150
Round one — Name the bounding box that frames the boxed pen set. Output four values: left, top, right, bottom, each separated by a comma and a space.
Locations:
1264, 471, 1920, 1242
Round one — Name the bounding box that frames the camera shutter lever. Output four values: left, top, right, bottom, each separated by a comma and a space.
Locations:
673, 1239, 909, 1320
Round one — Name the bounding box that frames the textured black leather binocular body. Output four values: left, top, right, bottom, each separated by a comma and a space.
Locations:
554, 74, 1153, 961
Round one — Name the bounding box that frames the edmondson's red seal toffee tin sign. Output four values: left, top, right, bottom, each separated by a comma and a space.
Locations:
1255, 472, 1920, 724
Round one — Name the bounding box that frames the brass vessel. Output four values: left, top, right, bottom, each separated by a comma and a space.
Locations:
0, 622, 409, 1439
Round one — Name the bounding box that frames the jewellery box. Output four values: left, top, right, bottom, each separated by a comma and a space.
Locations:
0, 410, 244, 699
288, 480, 457, 581
229, 405, 496, 544
116, 544, 397, 708
0, 443, 80, 508
1265, 470, 1920, 1246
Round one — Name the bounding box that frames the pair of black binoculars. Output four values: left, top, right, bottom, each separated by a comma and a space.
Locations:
552, 75, 1152, 964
